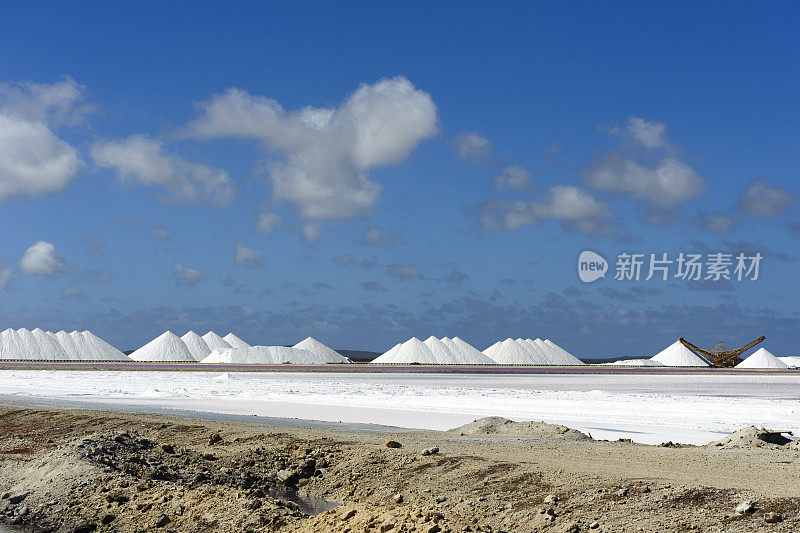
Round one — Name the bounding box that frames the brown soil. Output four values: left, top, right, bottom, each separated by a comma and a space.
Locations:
1, 407, 799, 532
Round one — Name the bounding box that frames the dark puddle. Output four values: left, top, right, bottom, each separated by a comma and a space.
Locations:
269, 488, 339, 515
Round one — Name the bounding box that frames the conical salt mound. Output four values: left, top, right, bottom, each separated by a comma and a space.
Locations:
181, 331, 211, 362
80, 331, 130, 361
15, 328, 42, 360
482, 340, 503, 359
31, 328, 69, 360
0, 328, 25, 360
651, 341, 709, 367
224, 333, 251, 349
55, 331, 80, 360
542, 339, 584, 365
201, 346, 325, 364
423, 336, 457, 363
450, 337, 498, 364
130, 331, 195, 362
736, 348, 788, 369
293, 337, 350, 363
779, 356, 800, 367
486, 338, 542, 365
371, 337, 437, 364
202, 331, 232, 351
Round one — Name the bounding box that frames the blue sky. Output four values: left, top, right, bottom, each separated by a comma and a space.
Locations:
1, 2, 798, 356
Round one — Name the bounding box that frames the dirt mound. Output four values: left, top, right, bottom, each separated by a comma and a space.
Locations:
448, 417, 591, 441
708, 426, 794, 449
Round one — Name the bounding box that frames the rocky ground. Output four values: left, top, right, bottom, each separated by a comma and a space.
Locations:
1, 407, 799, 532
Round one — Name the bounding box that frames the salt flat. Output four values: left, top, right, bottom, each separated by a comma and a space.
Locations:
1, 370, 799, 445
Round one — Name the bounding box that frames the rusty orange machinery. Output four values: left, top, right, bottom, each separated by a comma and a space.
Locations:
679, 336, 765, 367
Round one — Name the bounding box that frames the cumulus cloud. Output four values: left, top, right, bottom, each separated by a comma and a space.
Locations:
492, 165, 531, 190
586, 154, 703, 205
735, 178, 798, 219
183, 76, 437, 220
302, 222, 322, 242
19, 241, 66, 276
387, 264, 422, 281
587, 116, 704, 207
146, 223, 173, 242
234, 242, 264, 267
0, 266, 12, 290
360, 281, 387, 293
615, 116, 668, 149
81, 233, 105, 253
480, 185, 613, 235
91, 135, 235, 205
361, 227, 402, 247
451, 132, 491, 161
0, 78, 90, 201
172, 262, 204, 287
254, 212, 281, 236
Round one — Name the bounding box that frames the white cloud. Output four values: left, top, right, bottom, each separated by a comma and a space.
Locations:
0, 266, 12, 290
361, 227, 402, 247
172, 262, 204, 287
621, 116, 667, 149
736, 178, 798, 219
91, 135, 235, 206
699, 212, 737, 233
586, 154, 704, 205
0, 113, 82, 200
0, 78, 89, 201
254, 212, 281, 236
302, 222, 322, 242
387, 264, 422, 281
451, 132, 491, 161
492, 165, 531, 190
146, 223, 174, 242
480, 186, 613, 235
234, 242, 264, 267
19, 241, 66, 276
183, 76, 437, 220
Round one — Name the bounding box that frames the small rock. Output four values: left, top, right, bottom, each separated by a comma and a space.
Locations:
15, 505, 28, 516
590, 522, 600, 529
435, 496, 447, 503
201, 453, 216, 460
160, 444, 175, 454
386, 440, 402, 448
381, 522, 395, 532
208, 433, 223, 445
8, 492, 29, 505
427, 525, 442, 533
393, 493, 403, 504
0, 492, 9, 500
421, 447, 439, 456
617, 488, 628, 497
101, 513, 116, 524
154, 513, 171, 527
71, 523, 97, 533
764, 512, 782, 523
543, 494, 558, 504
735, 500, 756, 514
341, 508, 357, 520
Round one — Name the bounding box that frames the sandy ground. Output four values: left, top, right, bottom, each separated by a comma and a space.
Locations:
1, 406, 799, 532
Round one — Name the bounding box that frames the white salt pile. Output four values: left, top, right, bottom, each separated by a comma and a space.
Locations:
201, 346, 325, 364
650, 341, 709, 367
779, 356, 800, 367
130, 331, 196, 362
483, 338, 583, 365
202, 331, 232, 351
736, 348, 788, 369
223, 333, 251, 349
0, 327, 128, 361
293, 337, 351, 363
602, 359, 665, 367
71, 330, 130, 361
372, 336, 496, 364
181, 331, 211, 362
